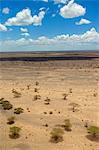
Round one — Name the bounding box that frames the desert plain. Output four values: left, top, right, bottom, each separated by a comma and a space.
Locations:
0, 51, 99, 150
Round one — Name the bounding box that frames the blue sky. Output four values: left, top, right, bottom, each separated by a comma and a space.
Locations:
0, 0, 99, 51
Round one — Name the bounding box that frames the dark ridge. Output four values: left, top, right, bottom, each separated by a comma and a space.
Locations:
0, 56, 99, 61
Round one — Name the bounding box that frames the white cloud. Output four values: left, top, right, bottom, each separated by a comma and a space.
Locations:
1, 28, 99, 46
2, 7, 10, 14
20, 27, 28, 32
60, 0, 86, 18
21, 32, 30, 37
32, 11, 45, 26
76, 18, 91, 25
0, 23, 7, 31
54, 0, 68, 4
5, 8, 45, 26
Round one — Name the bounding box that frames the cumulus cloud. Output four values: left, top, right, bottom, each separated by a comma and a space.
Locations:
20, 27, 28, 32
0, 23, 7, 31
2, 7, 10, 14
5, 8, 45, 26
0, 28, 99, 51
21, 32, 30, 37
1, 28, 99, 44
76, 18, 91, 25
60, 0, 86, 18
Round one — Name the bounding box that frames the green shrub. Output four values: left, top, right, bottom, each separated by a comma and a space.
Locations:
14, 107, 24, 114
50, 128, 64, 143
9, 126, 21, 139
87, 126, 99, 138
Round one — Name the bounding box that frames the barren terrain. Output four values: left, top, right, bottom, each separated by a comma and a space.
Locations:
0, 51, 99, 150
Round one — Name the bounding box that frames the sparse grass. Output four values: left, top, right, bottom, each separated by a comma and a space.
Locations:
69, 102, 79, 112
50, 128, 64, 143
34, 88, 39, 93
0, 97, 4, 101
93, 93, 97, 97
35, 81, 39, 86
9, 126, 21, 139
63, 119, 72, 131
27, 85, 30, 90
12, 89, 21, 98
0, 98, 4, 104
44, 97, 50, 105
0, 100, 13, 110
62, 94, 68, 100
69, 88, 72, 93
34, 95, 41, 100
14, 107, 24, 114
7, 116, 15, 125
84, 121, 88, 128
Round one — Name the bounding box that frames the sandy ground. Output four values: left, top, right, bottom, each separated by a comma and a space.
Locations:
0, 55, 99, 150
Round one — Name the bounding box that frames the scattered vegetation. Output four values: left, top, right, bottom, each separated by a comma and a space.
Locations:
12, 89, 21, 98
7, 116, 15, 125
14, 107, 24, 114
9, 126, 21, 139
50, 128, 64, 143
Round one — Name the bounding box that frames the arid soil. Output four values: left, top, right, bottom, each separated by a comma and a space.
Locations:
0, 52, 99, 150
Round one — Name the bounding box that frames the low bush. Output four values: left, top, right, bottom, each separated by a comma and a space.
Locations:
63, 119, 72, 131
7, 116, 15, 125
9, 126, 21, 139
14, 107, 24, 114
50, 128, 64, 143
1, 100, 13, 110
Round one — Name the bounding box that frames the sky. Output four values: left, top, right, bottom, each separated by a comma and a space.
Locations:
0, 0, 99, 52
